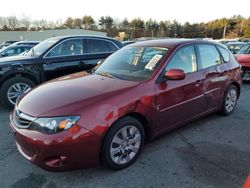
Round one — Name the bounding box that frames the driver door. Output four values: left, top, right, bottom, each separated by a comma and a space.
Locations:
155, 45, 206, 132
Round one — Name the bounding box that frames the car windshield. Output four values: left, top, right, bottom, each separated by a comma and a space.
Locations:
26, 37, 60, 57
237, 44, 250, 54
95, 46, 169, 81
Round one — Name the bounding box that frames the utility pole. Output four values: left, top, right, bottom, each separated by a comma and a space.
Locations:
222, 24, 227, 38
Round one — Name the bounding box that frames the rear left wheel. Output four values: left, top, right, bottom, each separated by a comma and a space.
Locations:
102, 116, 145, 170
219, 85, 238, 115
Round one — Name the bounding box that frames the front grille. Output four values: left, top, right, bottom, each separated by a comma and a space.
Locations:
13, 109, 36, 128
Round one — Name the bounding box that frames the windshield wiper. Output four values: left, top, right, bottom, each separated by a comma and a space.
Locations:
95, 71, 116, 79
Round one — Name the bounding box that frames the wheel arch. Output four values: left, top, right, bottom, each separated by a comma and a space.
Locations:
0, 71, 40, 89
99, 112, 151, 165
230, 81, 241, 98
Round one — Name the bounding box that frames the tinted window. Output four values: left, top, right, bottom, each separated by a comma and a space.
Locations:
238, 44, 250, 54
5, 47, 23, 55
23, 47, 31, 52
217, 46, 230, 62
197, 45, 222, 69
46, 39, 83, 57
5, 48, 15, 55
86, 39, 118, 53
166, 45, 197, 73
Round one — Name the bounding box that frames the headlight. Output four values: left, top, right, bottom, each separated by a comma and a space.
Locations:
31, 116, 80, 134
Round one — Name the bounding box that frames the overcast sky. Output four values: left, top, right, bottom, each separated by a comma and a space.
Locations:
1, 0, 249, 23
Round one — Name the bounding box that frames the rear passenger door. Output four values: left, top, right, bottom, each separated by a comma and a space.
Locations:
196, 44, 228, 111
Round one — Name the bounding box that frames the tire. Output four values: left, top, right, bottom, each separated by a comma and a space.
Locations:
219, 85, 238, 116
102, 116, 145, 170
0, 77, 35, 108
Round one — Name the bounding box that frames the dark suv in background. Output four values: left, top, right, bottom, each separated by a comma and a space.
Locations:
0, 35, 123, 108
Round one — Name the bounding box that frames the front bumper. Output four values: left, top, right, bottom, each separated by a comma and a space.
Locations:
9, 113, 101, 171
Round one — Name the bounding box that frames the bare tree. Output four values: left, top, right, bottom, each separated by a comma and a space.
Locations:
7, 16, 19, 30
20, 14, 31, 30
0, 17, 7, 29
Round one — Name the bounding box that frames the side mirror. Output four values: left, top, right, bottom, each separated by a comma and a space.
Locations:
97, 60, 104, 65
165, 69, 185, 80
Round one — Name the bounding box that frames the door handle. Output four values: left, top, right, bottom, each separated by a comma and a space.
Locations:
195, 80, 203, 87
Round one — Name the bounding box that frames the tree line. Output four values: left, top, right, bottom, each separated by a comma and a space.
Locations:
0, 15, 250, 39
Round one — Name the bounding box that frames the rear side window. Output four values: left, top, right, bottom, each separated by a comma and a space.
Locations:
197, 45, 222, 69
217, 46, 230, 62
86, 39, 118, 53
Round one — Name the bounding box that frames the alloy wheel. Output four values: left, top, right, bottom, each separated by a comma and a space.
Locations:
7, 83, 31, 105
110, 125, 141, 165
225, 88, 237, 113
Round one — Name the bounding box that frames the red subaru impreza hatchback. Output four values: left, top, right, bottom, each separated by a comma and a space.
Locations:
10, 39, 241, 171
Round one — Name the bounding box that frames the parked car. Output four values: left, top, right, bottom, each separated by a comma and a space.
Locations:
0, 35, 123, 108
10, 39, 241, 171
243, 175, 250, 188
0, 40, 18, 49
0, 44, 34, 58
226, 41, 247, 54
122, 41, 135, 46
235, 43, 250, 81
10, 41, 40, 46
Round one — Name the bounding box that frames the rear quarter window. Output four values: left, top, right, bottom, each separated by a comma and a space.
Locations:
217, 46, 230, 62
86, 39, 118, 53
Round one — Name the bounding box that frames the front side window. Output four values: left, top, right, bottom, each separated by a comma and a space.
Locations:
46, 39, 83, 57
165, 45, 197, 73
86, 39, 118, 53
197, 45, 222, 69
95, 47, 169, 81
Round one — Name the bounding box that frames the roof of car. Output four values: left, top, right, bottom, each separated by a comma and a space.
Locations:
128, 38, 219, 49
226, 41, 247, 45
12, 41, 40, 45
1, 44, 34, 51
54, 35, 117, 41
52, 35, 123, 48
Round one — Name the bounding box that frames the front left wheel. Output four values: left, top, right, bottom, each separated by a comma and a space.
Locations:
102, 116, 145, 170
0, 77, 35, 108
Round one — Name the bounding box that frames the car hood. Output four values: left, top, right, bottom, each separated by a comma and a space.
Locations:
235, 54, 250, 67
17, 72, 139, 117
